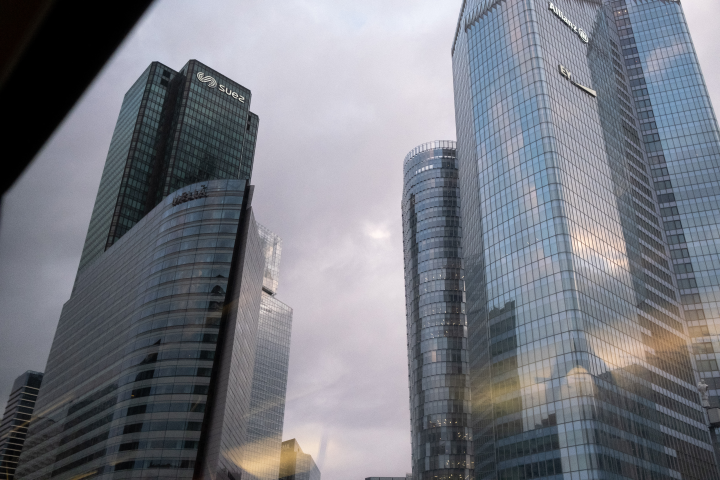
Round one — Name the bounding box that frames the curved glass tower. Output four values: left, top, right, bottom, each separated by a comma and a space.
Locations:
15, 60, 292, 480
16, 179, 265, 479
402, 141, 473, 480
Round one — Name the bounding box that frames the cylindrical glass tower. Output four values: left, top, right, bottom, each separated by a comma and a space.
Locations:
402, 141, 472, 480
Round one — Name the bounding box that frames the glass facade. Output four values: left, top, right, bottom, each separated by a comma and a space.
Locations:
15, 180, 265, 479
452, 0, 718, 479
241, 292, 292, 480
402, 141, 473, 480
13, 57, 295, 480
196, 183, 266, 480
78, 60, 259, 273
257, 224, 283, 295
616, 0, 720, 411
78, 64, 153, 273
278, 439, 321, 480
241, 225, 293, 480
0, 370, 43, 479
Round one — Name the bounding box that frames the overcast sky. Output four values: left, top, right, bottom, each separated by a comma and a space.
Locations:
1, 1, 720, 479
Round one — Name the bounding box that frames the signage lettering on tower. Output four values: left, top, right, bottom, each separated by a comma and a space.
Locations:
549, 2, 589, 43
196, 72, 246, 103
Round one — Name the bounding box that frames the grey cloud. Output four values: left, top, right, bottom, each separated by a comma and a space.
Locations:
2, 1, 719, 479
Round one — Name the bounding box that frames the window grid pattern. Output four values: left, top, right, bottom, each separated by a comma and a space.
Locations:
0, 371, 43, 480
107, 62, 178, 247
453, 0, 716, 479
77, 60, 258, 274
238, 223, 292, 480
15, 180, 260, 480
241, 291, 293, 480
77, 65, 154, 273
257, 224, 283, 294
403, 142, 473, 480
621, 0, 720, 419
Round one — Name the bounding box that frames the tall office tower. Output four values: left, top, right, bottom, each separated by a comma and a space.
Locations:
278, 439, 321, 480
451, 1, 719, 479
14, 61, 281, 480
0, 371, 43, 479
402, 141, 473, 480
612, 0, 720, 406
16, 179, 265, 480
240, 225, 293, 480
78, 59, 258, 273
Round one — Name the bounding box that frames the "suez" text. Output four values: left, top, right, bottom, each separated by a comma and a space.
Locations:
219, 85, 245, 103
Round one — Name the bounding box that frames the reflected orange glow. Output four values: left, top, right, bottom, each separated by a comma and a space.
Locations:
222, 440, 282, 478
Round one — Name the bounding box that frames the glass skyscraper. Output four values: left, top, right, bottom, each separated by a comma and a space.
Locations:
0, 371, 43, 479
16, 179, 265, 480
402, 141, 473, 480
615, 0, 720, 408
15, 61, 293, 480
78, 59, 259, 273
241, 225, 293, 480
451, 1, 720, 479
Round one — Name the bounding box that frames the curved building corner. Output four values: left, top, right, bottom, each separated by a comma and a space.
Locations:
402, 141, 473, 480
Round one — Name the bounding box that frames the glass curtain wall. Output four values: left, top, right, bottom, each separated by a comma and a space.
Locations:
15, 180, 264, 480
452, 0, 718, 479
616, 0, 720, 410
402, 141, 473, 480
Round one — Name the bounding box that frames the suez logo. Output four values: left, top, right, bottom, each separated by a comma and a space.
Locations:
196, 72, 246, 103
549, 2, 589, 43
